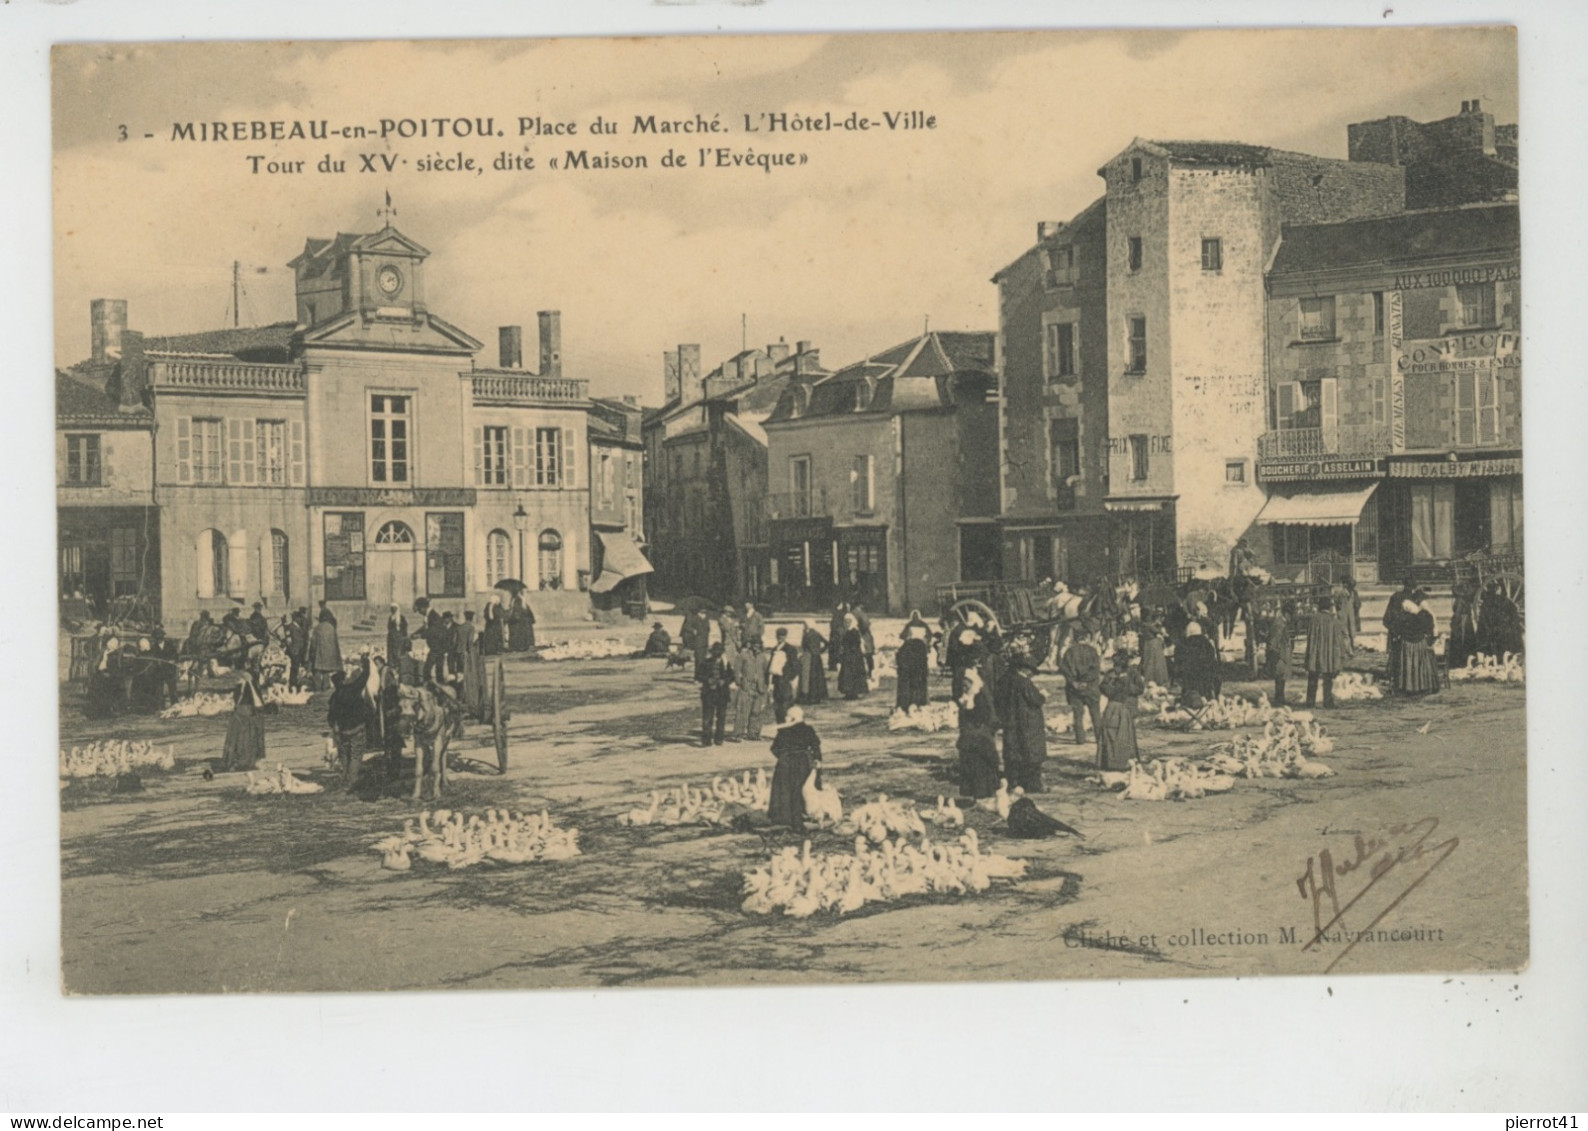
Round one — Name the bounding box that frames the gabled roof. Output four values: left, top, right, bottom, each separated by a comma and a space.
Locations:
768, 330, 995, 423
289, 225, 430, 275
56, 369, 151, 427
1271, 203, 1519, 276
300, 308, 482, 354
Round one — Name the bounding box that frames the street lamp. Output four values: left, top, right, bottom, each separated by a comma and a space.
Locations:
512, 501, 530, 584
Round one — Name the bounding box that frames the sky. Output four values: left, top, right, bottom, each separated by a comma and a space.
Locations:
52, 27, 1517, 402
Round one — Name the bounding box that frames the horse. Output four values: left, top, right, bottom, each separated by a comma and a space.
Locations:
398, 681, 467, 801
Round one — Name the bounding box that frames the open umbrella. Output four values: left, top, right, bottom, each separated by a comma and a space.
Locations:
493, 579, 529, 595
670, 595, 717, 618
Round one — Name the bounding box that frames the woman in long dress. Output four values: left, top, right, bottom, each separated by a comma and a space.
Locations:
507, 594, 535, 652
999, 650, 1048, 793
222, 674, 266, 772
799, 622, 828, 704
1397, 594, 1440, 695
1138, 613, 1170, 688
956, 660, 1001, 800
827, 603, 847, 672
895, 612, 931, 711
767, 706, 821, 828
1098, 659, 1145, 772
481, 596, 505, 656
836, 615, 869, 700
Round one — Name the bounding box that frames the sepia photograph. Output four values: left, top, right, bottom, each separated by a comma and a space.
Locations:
46, 26, 1534, 998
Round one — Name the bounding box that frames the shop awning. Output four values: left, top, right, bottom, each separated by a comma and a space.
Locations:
590, 531, 654, 593
1255, 483, 1379, 527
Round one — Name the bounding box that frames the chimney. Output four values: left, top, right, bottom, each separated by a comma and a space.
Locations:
1037, 221, 1063, 241
767, 339, 790, 363
113, 330, 147, 409
498, 326, 523, 369
91, 299, 128, 364
537, 310, 562, 378
664, 350, 681, 403
678, 343, 702, 400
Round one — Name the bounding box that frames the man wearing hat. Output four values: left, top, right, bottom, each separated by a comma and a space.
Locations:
1057, 624, 1103, 746
246, 601, 271, 644
768, 626, 802, 724
385, 603, 409, 664
643, 621, 672, 658
731, 636, 770, 741
698, 641, 735, 746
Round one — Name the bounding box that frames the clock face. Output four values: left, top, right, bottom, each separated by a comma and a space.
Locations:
377, 264, 403, 297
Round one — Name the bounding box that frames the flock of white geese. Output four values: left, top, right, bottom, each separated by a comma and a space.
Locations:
374, 808, 581, 871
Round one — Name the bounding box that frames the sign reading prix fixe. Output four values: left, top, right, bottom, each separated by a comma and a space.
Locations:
1397, 330, 1521, 376
1258, 457, 1384, 483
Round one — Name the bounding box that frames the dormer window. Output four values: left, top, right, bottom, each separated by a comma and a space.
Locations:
1131, 156, 1143, 183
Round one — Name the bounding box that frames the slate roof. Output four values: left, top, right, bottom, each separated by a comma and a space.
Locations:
768, 331, 995, 422
144, 321, 300, 363
1271, 203, 1519, 275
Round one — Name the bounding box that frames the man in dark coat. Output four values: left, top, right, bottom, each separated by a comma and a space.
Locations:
385, 604, 409, 662
282, 610, 309, 690
732, 637, 770, 740
221, 607, 249, 646
327, 663, 371, 791
698, 642, 735, 746
1267, 600, 1298, 705
1305, 596, 1354, 708
768, 627, 802, 724
643, 622, 672, 657
741, 602, 766, 652
1057, 628, 1103, 745
768, 707, 822, 828
317, 599, 338, 628
956, 659, 1001, 800
681, 607, 712, 682
246, 602, 271, 644
828, 603, 848, 671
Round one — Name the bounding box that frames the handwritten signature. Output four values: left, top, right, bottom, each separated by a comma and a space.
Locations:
1296, 816, 1459, 973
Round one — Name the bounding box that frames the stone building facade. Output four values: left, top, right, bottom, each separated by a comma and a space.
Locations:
762, 331, 998, 614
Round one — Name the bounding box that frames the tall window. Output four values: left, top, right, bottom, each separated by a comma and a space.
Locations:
209, 529, 228, 599
110, 526, 139, 597
1129, 434, 1150, 482
1372, 291, 1386, 337
626, 493, 642, 535
64, 434, 101, 485
1127, 317, 1148, 374
851, 454, 874, 512
789, 455, 812, 517
193, 418, 224, 483
1046, 322, 1076, 380
538, 529, 564, 588
1048, 246, 1074, 273
1457, 282, 1496, 328
486, 529, 513, 587
1455, 371, 1501, 446
369, 395, 410, 483
481, 425, 509, 486
1127, 236, 1143, 272
599, 451, 615, 508
1299, 296, 1337, 341
270, 529, 289, 598
1200, 238, 1222, 272
1130, 157, 1143, 183
257, 420, 287, 485
535, 427, 562, 486
1051, 419, 1079, 511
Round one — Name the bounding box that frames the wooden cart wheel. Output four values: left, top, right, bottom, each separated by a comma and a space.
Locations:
949, 598, 1001, 634
491, 659, 509, 774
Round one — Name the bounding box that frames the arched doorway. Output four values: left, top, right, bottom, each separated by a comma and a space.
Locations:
368, 519, 419, 609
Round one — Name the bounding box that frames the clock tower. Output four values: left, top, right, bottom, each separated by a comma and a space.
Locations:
289, 222, 433, 329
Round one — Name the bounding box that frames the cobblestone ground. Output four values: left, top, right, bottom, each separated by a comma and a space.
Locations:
57, 618, 1526, 994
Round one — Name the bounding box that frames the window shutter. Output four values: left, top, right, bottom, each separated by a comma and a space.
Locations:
512, 427, 528, 487
1480, 374, 1499, 444
226, 418, 242, 484
1455, 373, 1475, 446
289, 420, 305, 486
563, 428, 576, 488
473, 425, 485, 486
242, 419, 257, 485
195, 531, 214, 598
1320, 378, 1339, 429
1276, 383, 1296, 426
228, 530, 249, 597
176, 418, 193, 483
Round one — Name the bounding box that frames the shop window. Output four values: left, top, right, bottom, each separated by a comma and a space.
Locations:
1126, 317, 1148, 374
1045, 321, 1076, 380
425, 512, 466, 597
369, 395, 410, 484
1129, 434, 1150, 482
1409, 483, 1456, 561
486, 529, 513, 587
1354, 497, 1379, 561
65, 434, 102, 485
1224, 459, 1247, 485
1457, 282, 1496, 329
110, 526, 140, 598
1200, 238, 1222, 272
322, 512, 366, 601
1299, 296, 1336, 341
538, 529, 564, 589
1272, 525, 1313, 566
1127, 236, 1143, 272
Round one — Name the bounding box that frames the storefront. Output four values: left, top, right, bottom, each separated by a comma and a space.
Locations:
1378, 455, 1523, 577
1254, 482, 1381, 584
767, 515, 835, 610
589, 528, 653, 616
1105, 498, 1177, 581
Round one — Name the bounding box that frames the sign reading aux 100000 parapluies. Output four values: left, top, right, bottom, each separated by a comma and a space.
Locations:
1257, 458, 1385, 483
